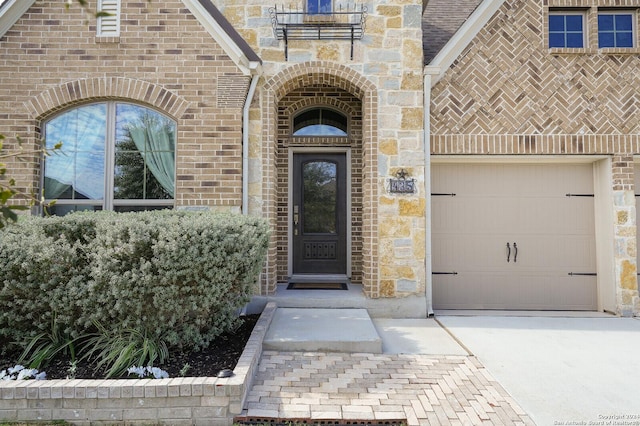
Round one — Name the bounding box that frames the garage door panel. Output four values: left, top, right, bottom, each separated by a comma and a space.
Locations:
434, 273, 596, 310
433, 234, 514, 272
432, 163, 596, 311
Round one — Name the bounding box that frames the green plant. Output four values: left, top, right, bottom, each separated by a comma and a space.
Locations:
17, 316, 82, 369
66, 360, 78, 380
0, 211, 269, 355
81, 322, 169, 379
179, 363, 191, 377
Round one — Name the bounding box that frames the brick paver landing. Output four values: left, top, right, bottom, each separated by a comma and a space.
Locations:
240, 351, 535, 425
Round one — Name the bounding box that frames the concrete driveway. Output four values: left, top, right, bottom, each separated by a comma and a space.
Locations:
437, 314, 640, 426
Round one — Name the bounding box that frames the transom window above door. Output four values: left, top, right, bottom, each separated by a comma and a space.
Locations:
43, 102, 176, 215
293, 108, 348, 136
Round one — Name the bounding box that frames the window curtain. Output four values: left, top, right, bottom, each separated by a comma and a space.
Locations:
128, 120, 175, 198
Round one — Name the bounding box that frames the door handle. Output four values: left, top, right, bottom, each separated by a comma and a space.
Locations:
513, 242, 518, 263
506, 242, 511, 263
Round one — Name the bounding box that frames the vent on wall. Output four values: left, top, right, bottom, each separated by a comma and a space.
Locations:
97, 0, 120, 36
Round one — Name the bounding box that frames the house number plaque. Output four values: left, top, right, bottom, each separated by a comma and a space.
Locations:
389, 169, 416, 194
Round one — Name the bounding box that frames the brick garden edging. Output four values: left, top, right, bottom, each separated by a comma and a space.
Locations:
0, 302, 276, 425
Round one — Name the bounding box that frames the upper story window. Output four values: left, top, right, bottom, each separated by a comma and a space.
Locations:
293, 108, 348, 136
598, 12, 634, 48
307, 0, 332, 14
549, 11, 586, 48
44, 102, 176, 215
97, 0, 120, 37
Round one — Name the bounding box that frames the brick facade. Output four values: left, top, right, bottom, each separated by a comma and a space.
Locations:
0, 0, 249, 212
428, 0, 640, 315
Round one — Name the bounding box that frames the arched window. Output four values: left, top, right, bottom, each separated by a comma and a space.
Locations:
43, 102, 176, 215
293, 108, 348, 136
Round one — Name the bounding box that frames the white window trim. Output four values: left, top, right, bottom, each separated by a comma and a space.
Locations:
597, 10, 636, 49
549, 10, 588, 49
97, 0, 120, 37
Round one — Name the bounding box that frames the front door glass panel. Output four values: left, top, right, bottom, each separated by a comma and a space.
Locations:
303, 161, 337, 234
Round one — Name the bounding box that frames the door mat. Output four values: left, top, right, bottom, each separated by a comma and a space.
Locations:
287, 282, 348, 290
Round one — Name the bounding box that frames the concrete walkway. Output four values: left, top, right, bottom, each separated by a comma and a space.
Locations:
438, 315, 640, 426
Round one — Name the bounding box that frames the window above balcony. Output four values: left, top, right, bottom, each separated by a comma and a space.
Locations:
269, 2, 367, 60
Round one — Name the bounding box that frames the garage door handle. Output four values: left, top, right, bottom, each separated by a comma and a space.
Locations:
506, 242, 511, 262
513, 242, 517, 263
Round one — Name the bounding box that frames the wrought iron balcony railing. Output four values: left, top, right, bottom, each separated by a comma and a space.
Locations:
269, 3, 367, 60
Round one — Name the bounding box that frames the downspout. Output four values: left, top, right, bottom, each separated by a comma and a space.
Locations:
423, 67, 438, 317
242, 66, 261, 215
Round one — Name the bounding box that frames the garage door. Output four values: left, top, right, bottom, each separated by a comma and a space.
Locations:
432, 163, 597, 310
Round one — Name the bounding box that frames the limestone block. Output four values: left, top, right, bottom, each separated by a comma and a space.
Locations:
397, 279, 417, 292
403, 39, 424, 68
377, 5, 401, 16
238, 29, 258, 47
403, 4, 423, 27
223, 6, 245, 26
401, 71, 422, 90
317, 44, 340, 61
380, 138, 398, 155
380, 280, 396, 297
617, 210, 629, 225
412, 228, 426, 259
399, 198, 425, 217
379, 216, 411, 238
387, 17, 402, 28
388, 91, 417, 106
620, 260, 638, 290
628, 238, 637, 258
401, 107, 423, 130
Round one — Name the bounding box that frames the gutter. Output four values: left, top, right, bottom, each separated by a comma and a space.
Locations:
423, 66, 439, 317
242, 63, 262, 215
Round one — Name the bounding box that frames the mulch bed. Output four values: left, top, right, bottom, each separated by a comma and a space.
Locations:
0, 314, 259, 380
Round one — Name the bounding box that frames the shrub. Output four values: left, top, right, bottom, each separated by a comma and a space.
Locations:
0, 210, 269, 356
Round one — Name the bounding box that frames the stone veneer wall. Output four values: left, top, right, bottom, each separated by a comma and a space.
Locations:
221, 0, 427, 298
429, 0, 640, 315
0, 303, 276, 425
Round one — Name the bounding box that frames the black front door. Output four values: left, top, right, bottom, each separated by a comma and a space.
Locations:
292, 153, 347, 276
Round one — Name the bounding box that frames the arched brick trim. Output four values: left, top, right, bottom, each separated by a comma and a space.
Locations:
264, 61, 376, 102
24, 77, 191, 121
261, 62, 379, 297
285, 97, 356, 117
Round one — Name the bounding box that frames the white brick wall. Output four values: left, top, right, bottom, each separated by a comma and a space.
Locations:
0, 303, 276, 425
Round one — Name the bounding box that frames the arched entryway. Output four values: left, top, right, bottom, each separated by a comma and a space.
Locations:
261, 62, 378, 297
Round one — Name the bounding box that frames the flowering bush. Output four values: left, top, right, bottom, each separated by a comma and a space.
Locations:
0, 365, 46, 380
0, 211, 269, 356
127, 366, 169, 379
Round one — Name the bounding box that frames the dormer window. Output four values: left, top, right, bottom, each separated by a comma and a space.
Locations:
97, 0, 120, 37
